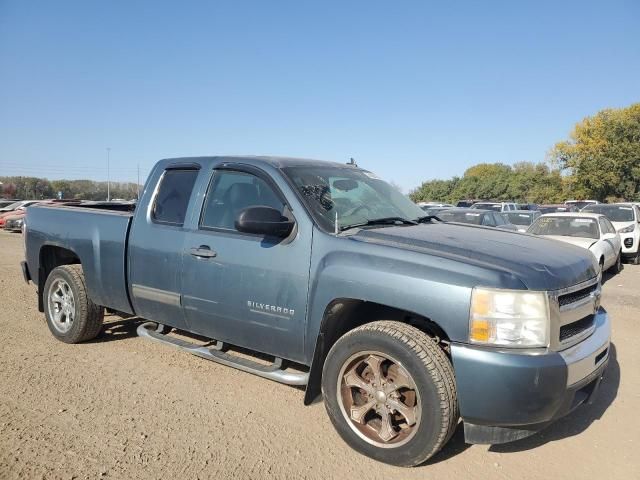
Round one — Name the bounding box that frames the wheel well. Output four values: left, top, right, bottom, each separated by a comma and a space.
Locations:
37, 246, 80, 311
303, 299, 450, 405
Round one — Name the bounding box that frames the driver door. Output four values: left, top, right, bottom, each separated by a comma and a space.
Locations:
180, 165, 312, 361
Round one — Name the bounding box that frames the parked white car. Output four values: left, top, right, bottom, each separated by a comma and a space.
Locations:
582, 203, 640, 264
470, 201, 518, 212
527, 213, 622, 273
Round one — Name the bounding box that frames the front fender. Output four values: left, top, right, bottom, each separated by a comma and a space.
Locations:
305, 252, 471, 357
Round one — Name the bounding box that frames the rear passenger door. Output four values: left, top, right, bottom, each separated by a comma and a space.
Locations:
180, 164, 312, 362
128, 164, 200, 330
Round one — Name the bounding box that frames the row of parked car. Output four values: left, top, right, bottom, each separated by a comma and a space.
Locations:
0, 199, 53, 232
0, 199, 136, 232
417, 199, 640, 272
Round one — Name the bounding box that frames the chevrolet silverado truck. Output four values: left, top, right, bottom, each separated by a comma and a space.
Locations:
22, 156, 610, 467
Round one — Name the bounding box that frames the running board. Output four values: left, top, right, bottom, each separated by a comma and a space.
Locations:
136, 322, 309, 386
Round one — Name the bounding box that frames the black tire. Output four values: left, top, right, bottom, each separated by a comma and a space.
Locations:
631, 248, 640, 265
43, 265, 104, 343
608, 251, 623, 274
599, 257, 605, 275
321, 321, 458, 467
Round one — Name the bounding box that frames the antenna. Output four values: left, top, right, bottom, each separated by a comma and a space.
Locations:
335, 210, 339, 235
347, 157, 358, 167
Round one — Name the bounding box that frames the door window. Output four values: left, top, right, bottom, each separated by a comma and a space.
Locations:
598, 218, 612, 235
603, 218, 616, 234
200, 170, 286, 231
152, 169, 199, 226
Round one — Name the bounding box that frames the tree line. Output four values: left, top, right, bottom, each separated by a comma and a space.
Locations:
411, 103, 640, 204
0, 177, 141, 201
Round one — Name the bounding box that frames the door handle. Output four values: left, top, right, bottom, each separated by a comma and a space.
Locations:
189, 245, 217, 258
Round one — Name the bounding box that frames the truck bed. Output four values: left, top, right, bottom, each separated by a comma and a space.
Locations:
25, 205, 134, 314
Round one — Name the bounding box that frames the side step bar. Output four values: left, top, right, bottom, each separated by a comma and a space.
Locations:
137, 322, 309, 386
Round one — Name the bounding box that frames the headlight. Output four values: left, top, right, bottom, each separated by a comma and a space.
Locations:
618, 224, 635, 234
469, 287, 549, 348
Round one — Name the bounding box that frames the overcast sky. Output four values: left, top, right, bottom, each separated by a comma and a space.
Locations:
1, 0, 638, 191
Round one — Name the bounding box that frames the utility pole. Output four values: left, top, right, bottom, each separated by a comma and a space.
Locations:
106, 147, 111, 201
137, 163, 141, 200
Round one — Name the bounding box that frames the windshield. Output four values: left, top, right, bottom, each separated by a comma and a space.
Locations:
528, 216, 599, 239
503, 212, 534, 225
565, 201, 593, 210
539, 206, 573, 214
282, 166, 425, 232
437, 210, 484, 225
472, 203, 501, 211
582, 204, 635, 222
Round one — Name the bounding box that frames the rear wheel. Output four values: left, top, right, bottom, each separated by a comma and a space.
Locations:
44, 265, 104, 343
322, 321, 458, 467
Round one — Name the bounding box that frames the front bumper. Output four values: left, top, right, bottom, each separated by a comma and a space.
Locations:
621, 234, 638, 255
451, 308, 610, 444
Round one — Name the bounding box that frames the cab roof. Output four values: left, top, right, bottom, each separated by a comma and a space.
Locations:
161, 155, 360, 170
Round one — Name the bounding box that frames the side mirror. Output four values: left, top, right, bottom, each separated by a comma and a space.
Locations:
235, 206, 294, 237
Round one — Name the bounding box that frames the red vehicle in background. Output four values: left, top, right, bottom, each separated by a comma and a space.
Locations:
2, 200, 82, 231
0, 207, 27, 228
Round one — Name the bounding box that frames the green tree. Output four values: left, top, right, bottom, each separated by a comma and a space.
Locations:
551, 103, 640, 201
410, 161, 564, 204
452, 163, 512, 200
409, 177, 458, 203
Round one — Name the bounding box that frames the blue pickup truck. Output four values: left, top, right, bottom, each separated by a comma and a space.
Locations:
22, 156, 610, 466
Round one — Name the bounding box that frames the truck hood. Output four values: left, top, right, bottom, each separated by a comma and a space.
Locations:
349, 223, 598, 291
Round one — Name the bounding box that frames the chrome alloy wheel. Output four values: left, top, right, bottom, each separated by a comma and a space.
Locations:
337, 351, 421, 448
48, 279, 76, 333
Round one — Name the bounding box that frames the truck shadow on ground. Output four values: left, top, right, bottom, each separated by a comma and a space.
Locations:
93, 316, 620, 464
91, 315, 144, 343
488, 342, 620, 454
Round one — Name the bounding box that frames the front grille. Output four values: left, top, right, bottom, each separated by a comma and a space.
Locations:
558, 284, 597, 307
624, 238, 633, 248
559, 315, 595, 342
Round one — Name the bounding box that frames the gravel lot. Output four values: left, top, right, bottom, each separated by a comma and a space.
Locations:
0, 230, 638, 479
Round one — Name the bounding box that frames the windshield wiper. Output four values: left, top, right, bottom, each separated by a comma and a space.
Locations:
339, 217, 417, 232
415, 215, 444, 223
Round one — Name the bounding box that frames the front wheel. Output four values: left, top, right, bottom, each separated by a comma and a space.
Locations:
608, 251, 623, 274
321, 321, 458, 467
44, 265, 104, 343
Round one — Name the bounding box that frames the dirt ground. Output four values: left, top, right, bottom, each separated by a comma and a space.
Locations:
0, 231, 638, 480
